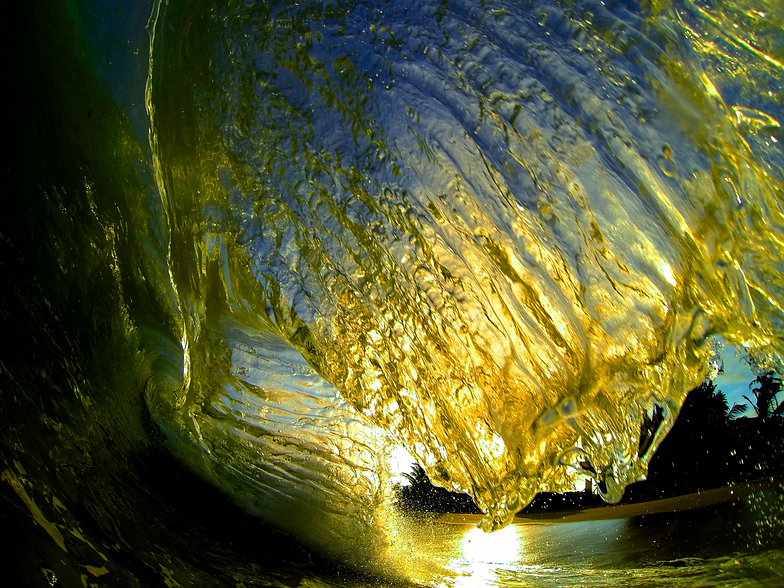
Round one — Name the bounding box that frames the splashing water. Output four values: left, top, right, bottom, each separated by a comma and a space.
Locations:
142, 0, 784, 549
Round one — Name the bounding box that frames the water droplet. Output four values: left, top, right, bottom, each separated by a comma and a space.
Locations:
539, 202, 554, 221
657, 144, 676, 177
41, 568, 57, 586
657, 154, 676, 177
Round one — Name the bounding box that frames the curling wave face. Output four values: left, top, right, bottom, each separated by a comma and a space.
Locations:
142, 0, 784, 543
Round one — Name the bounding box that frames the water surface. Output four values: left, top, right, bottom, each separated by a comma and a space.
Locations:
3, 0, 784, 585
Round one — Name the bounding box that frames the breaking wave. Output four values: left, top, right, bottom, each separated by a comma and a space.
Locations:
140, 0, 784, 549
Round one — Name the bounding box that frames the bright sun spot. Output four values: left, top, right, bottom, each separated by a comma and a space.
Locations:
388, 444, 415, 486
451, 525, 522, 586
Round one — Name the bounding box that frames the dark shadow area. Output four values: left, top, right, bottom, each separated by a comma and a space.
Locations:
625, 377, 784, 503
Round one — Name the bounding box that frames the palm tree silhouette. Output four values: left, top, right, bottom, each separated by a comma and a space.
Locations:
744, 372, 784, 421
675, 380, 744, 428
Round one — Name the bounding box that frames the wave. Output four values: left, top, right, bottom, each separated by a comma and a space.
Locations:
143, 0, 784, 538
3, 0, 784, 583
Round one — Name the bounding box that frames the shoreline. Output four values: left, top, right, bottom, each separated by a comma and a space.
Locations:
435, 475, 784, 526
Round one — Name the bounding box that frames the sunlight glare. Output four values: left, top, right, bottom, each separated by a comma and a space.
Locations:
450, 525, 522, 586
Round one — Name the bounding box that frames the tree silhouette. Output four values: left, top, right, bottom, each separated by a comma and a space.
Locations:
727, 401, 748, 420
636, 380, 740, 498
744, 372, 784, 421
674, 380, 734, 429
396, 464, 480, 514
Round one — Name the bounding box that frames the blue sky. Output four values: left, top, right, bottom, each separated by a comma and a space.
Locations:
712, 342, 758, 418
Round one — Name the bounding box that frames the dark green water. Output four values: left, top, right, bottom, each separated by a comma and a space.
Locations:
3, 0, 784, 585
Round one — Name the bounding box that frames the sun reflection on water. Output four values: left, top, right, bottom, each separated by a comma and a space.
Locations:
450, 525, 523, 586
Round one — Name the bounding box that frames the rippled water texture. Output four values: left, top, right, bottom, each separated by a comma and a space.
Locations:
146, 0, 784, 532
3, 0, 784, 585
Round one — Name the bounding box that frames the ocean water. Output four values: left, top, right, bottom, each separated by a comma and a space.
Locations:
3, 0, 784, 585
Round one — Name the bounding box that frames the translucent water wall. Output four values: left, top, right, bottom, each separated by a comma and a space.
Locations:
142, 0, 784, 541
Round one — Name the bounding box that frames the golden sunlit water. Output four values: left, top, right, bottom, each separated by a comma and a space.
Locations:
358, 492, 784, 586
3, 0, 784, 585
144, 0, 784, 541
